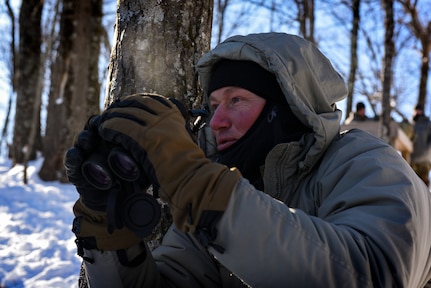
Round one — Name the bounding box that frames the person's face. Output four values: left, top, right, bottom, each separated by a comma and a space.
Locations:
415, 109, 423, 116
357, 108, 365, 116
209, 86, 266, 151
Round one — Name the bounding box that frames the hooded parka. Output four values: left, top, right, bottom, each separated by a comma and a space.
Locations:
83, 33, 431, 288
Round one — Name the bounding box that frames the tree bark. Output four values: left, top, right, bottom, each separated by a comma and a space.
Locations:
294, 0, 315, 44
39, 0, 103, 181
345, 0, 361, 120
1, 0, 16, 157
12, 0, 43, 165
103, 0, 213, 251
381, 0, 395, 141
104, 0, 213, 110
399, 0, 431, 109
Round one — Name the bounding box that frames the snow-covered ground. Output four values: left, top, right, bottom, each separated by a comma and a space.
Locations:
0, 157, 81, 288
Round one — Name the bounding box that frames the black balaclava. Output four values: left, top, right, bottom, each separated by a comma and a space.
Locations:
208, 60, 311, 190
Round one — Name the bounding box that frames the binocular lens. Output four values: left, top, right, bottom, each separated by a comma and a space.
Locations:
82, 162, 112, 190
108, 149, 140, 181
122, 193, 161, 238
81, 147, 140, 190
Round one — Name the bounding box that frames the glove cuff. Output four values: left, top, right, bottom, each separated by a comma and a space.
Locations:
169, 165, 242, 233
72, 199, 142, 251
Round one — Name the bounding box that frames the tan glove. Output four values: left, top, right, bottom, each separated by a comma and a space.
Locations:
98, 93, 241, 233
72, 198, 142, 252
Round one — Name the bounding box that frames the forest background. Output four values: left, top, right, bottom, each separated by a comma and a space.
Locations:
0, 0, 430, 183
0, 1, 429, 286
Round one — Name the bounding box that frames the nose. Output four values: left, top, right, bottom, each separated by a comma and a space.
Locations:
209, 106, 230, 132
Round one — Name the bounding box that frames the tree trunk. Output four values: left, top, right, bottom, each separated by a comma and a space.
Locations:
214, 0, 230, 45
103, 0, 213, 250
381, 0, 395, 141
399, 0, 430, 109
39, 0, 103, 181
1, 0, 16, 157
104, 0, 213, 110
418, 40, 430, 108
12, 0, 43, 165
294, 0, 315, 44
345, 0, 361, 120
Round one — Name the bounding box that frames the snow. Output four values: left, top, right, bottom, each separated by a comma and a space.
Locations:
0, 157, 81, 288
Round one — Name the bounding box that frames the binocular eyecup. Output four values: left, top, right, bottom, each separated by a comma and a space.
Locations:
81, 147, 140, 190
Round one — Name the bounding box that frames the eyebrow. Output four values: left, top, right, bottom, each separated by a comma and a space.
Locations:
209, 94, 218, 103
209, 87, 238, 102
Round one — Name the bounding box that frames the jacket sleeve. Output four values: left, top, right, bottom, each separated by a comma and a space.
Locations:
82, 224, 224, 288
82, 242, 162, 287
208, 134, 431, 287
151, 225, 224, 288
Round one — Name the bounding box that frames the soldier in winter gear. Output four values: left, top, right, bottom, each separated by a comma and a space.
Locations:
65, 33, 431, 287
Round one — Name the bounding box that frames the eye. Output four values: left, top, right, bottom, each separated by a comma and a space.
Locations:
210, 103, 219, 111
231, 97, 241, 104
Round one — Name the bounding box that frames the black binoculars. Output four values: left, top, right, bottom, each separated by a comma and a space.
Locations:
78, 102, 209, 238
81, 147, 140, 190
81, 145, 161, 238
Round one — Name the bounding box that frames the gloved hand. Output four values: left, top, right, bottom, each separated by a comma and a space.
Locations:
64, 115, 112, 211
98, 93, 242, 234
64, 116, 142, 254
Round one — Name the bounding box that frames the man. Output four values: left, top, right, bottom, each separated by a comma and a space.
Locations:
65, 33, 431, 287
353, 101, 368, 121
411, 104, 431, 187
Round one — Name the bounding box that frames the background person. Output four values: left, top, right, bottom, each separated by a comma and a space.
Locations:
65, 32, 431, 287
353, 101, 369, 121
410, 104, 431, 187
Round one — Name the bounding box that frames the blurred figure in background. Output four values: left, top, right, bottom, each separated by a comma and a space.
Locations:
410, 104, 431, 187
353, 101, 369, 122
